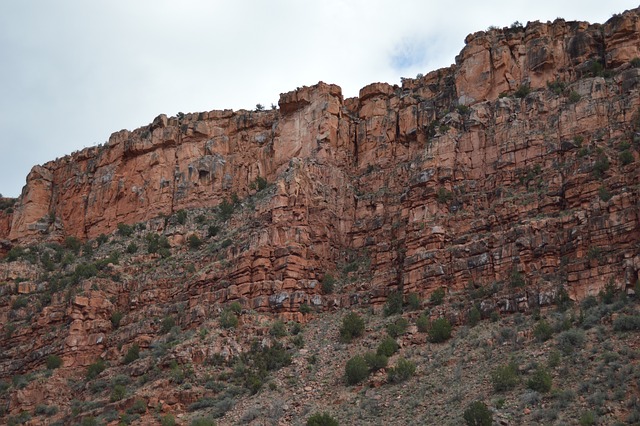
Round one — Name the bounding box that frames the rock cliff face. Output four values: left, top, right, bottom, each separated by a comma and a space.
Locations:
1, 8, 640, 425
4, 9, 639, 307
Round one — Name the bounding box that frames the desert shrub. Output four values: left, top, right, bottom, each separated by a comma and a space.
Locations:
207, 225, 220, 238
527, 367, 552, 393
11, 296, 28, 310
581, 295, 598, 310
86, 359, 106, 380
340, 312, 365, 343
533, 320, 553, 342
321, 274, 335, 294
384, 291, 403, 316
128, 399, 147, 414
377, 336, 399, 357
126, 242, 138, 254
556, 329, 585, 354
146, 233, 171, 255
416, 313, 430, 332
427, 317, 452, 343
555, 285, 572, 311
568, 90, 581, 103
250, 176, 268, 191
34, 404, 58, 416
188, 234, 203, 250
491, 362, 519, 392
160, 316, 176, 334
161, 414, 176, 426
592, 154, 610, 179
64, 236, 82, 253
46, 355, 62, 370
269, 320, 287, 338
229, 301, 242, 314
514, 84, 531, 98
364, 352, 388, 372
117, 223, 134, 237
613, 315, 640, 331
510, 269, 525, 287
406, 292, 421, 310
111, 311, 124, 328
598, 186, 612, 201
306, 412, 339, 426
467, 306, 481, 327
463, 401, 493, 426
620, 149, 634, 166
386, 317, 408, 338
123, 344, 140, 364
430, 287, 445, 305
175, 209, 187, 225
219, 309, 238, 329
217, 199, 235, 221
110, 384, 126, 402
599, 279, 617, 304
436, 187, 453, 204
387, 358, 416, 383
579, 411, 596, 426
345, 355, 369, 385
299, 304, 311, 314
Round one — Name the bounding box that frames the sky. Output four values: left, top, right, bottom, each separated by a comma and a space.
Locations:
1, 1, 638, 197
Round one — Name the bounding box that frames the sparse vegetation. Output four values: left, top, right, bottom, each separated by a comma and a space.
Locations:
463, 401, 493, 426
307, 412, 339, 426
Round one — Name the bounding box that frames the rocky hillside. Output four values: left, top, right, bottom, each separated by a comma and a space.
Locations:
0, 6, 639, 426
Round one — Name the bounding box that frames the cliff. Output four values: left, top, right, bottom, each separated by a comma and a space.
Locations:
0, 8, 640, 425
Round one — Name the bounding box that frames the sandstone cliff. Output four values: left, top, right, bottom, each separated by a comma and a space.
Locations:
0, 7, 640, 426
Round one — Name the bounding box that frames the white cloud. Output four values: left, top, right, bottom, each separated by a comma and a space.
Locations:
0, 0, 637, 196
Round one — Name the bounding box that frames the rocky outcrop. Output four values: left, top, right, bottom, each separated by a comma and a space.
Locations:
2, 9, 640, 312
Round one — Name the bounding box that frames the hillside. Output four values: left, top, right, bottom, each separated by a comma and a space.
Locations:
1, 6, 640, 426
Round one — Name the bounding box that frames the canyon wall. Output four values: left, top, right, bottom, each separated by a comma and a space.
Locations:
2, 9, 640, 309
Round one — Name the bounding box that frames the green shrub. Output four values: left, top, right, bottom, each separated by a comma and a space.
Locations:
161, 414, 177, 426
321, 274, 335, 294
86, 359, 106, 380
514, 84, 531, 98
598, 186, 612, 202
491, 362, 518, 392
175, 209, 187, 225
110, 384, 126, 402
46, 355, 62, 370
126, 242, 138, 254
579, 411, 596, 426
599, 279, 617, 304
146, 233, 171, 255
416, 313, 430, 332
592, 154, 610, 179
64, 236, 82, 253
436, 187, 453, 204
527, 366, 552, 393
250, 176, 268, 192
429, 287, 445, 305
217, 199, 235, 221
406, 293, 421, 310
384, 291, 403, 316
229, 301, 242, 314
363, 352, 388, 372
463, 401, 493, 426
111, 311, 124, 329
510, 268, 525, 287
568, 90, 581, 103
11, 296, 28, 310
533, 320, 553, 342
269, 320, 287, 338
612, 315, 640, 331
556, 329, 585, 355
207, 225, 220, 238
161, 316, 176, 334
345, 355, 369, 385
299, 304, 311, 314
306, 412, 339, 426
117, 223, 134, 237
555, 285, 572, 311
377, 336, 399, 357
427, 317, 452, 343
339, 312, 365, 343
220, 309, 238, 329
386, 317, 408, 338
188, 234, 203, 250
387, 358, 416, 383
620, 150, 634, 165
128, 398, 147, 414
123, 344, 140, 364
467, 306, 481, 327
34, 404, 58, 416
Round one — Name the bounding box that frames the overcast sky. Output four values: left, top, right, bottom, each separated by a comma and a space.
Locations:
1, 1, 637, 197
